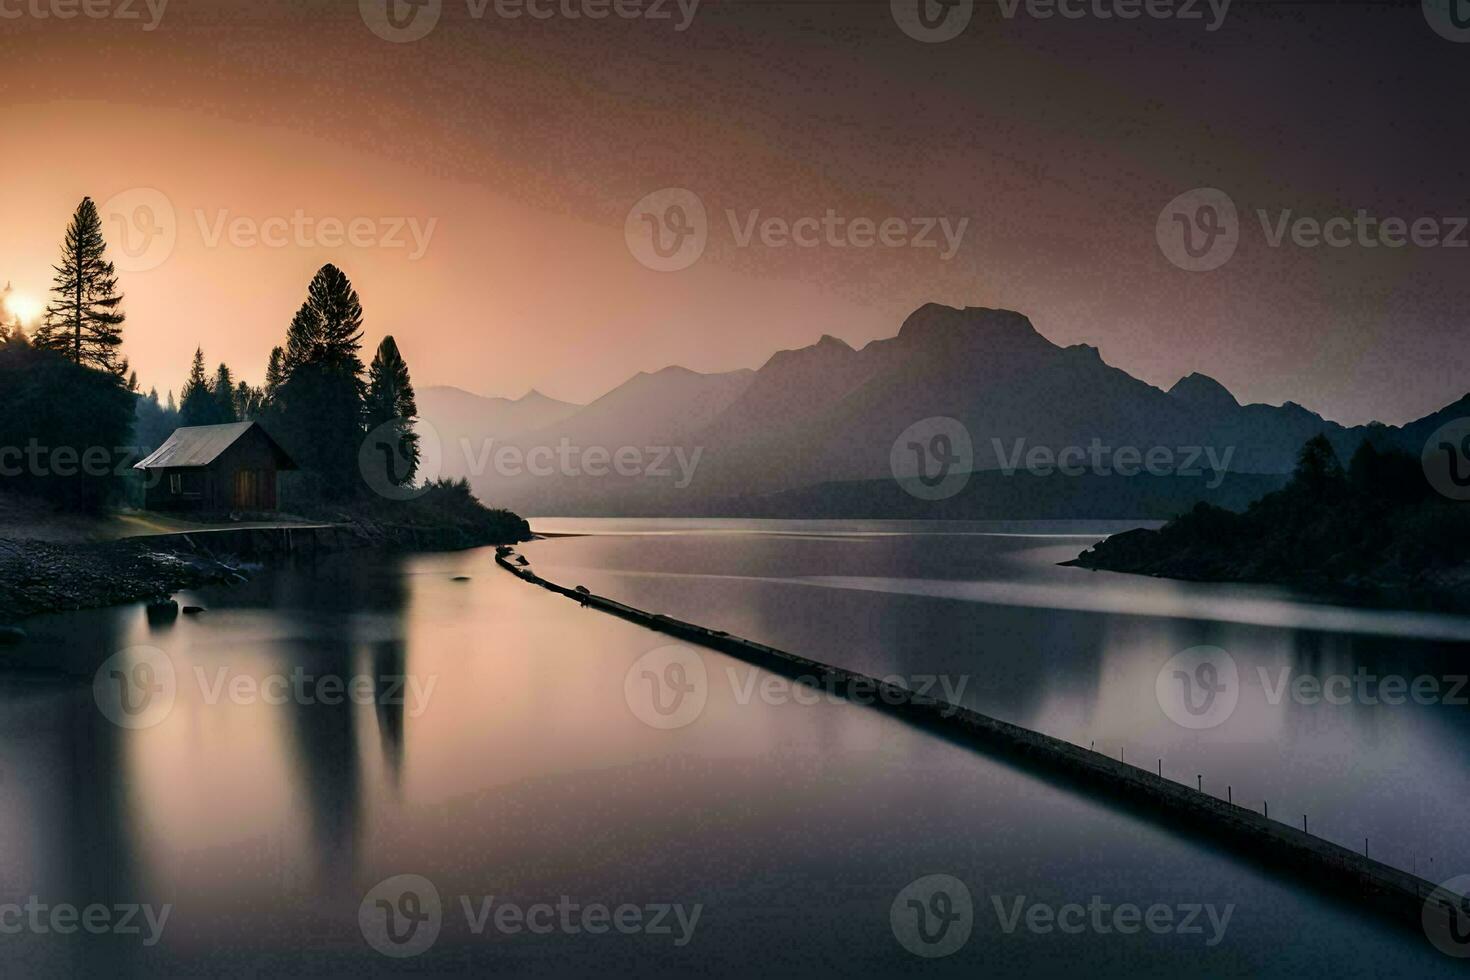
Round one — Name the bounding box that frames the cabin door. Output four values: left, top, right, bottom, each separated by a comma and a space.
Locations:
233, 469, 263, 510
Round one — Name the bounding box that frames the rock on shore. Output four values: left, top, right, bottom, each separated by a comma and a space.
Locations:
0, 537, 243, 622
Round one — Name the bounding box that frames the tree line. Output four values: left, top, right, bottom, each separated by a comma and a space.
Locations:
2, 196, 425, 512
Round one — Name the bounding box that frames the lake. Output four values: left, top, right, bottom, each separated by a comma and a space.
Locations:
0, 519, 1463, 977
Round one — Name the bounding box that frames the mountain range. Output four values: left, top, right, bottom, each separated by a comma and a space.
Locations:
418, 304, 1469, 518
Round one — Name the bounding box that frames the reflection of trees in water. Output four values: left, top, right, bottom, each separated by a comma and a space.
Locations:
372, 640, 407, 794
277, 557, 410, 883
279, 635, 362, 884
19, 607, 149, 970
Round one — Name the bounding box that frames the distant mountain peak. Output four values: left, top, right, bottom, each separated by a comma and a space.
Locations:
814, 333, 852, 350
896, 303, 1047, 350
1169, 372, 1240, 411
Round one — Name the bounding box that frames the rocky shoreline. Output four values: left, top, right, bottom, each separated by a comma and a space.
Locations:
0, 536, 245, 627
0, 514, 531, 628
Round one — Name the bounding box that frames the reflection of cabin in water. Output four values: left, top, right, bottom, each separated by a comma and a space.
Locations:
134, 421, 297, 512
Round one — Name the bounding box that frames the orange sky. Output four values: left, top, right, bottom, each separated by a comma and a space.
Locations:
1, 3, 1464, 425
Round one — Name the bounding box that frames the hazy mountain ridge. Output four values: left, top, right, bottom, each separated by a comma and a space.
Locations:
418, 304, 1466, 517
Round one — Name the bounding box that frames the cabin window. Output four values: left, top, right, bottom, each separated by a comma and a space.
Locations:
169, 473, 182, 494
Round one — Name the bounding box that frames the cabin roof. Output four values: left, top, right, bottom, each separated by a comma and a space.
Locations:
133, 421, 296, 470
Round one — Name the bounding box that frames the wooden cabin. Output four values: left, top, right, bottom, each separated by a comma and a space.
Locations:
134, 421, 297, 513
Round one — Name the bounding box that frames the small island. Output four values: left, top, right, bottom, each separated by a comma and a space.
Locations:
1067, 435, 1470, 607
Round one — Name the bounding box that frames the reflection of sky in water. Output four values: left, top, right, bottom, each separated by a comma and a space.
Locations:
524, 523, 1470, 880
0, 529, 1461, 976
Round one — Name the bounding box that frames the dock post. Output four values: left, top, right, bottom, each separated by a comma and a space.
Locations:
1264, 801, 1269, 819
1157, 759, 1162, 777
1196, 774, 1202, 792
1228, 785, 1232, 805
1303, 815, 1308, 834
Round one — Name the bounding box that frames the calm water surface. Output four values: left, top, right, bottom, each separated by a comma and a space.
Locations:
0, 519, 1463, 977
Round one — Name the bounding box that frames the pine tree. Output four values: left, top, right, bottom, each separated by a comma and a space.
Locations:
180, 347, 217, 426
165, 389, 177, 414
126, 369, 139, 393
212, 364, 238, 422
263, 345, 285, 405
37, 197, 127, 374
273, 264, 368, 499
233, 380, 264, 421
364, 335, 420, 486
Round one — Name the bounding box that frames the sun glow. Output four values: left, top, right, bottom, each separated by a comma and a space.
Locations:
4, 291, 43, 325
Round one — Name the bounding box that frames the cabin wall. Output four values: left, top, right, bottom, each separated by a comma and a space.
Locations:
139, 426, 290, 513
